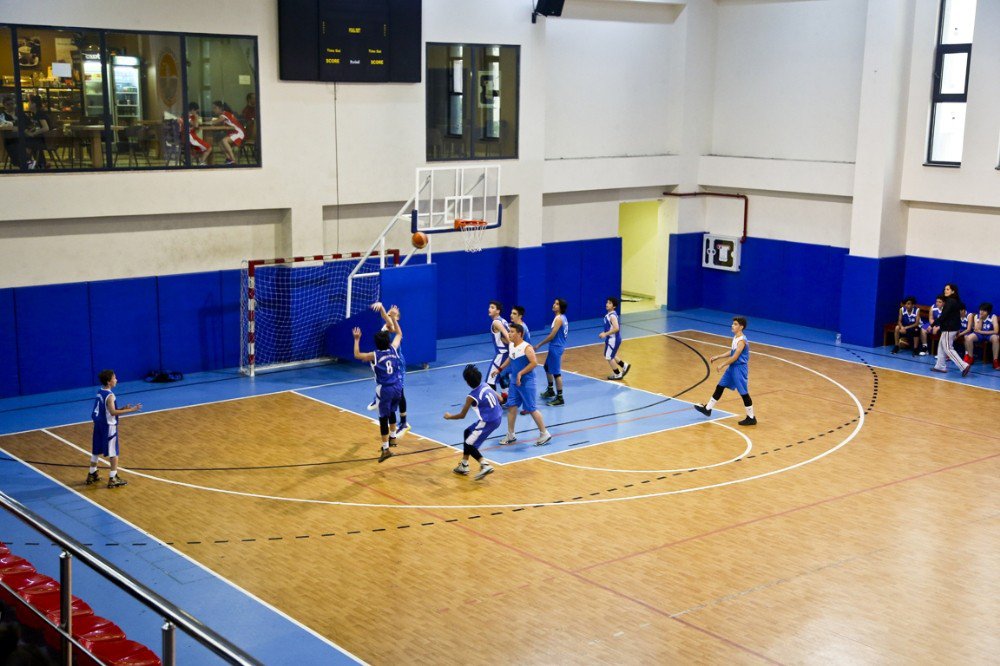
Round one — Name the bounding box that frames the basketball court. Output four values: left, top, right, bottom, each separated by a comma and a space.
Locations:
2, 303, 997, 663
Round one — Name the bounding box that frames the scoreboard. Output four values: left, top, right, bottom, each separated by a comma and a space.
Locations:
279, 0, 421, 83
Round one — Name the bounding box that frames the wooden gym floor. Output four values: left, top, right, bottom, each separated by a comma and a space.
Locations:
1, 324, 997, 664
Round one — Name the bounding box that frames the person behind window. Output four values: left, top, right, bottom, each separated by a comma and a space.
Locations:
0, 96, 19, 168
210, 100, 244, 166
240, 92, 256, 130
183, 102, 212, 166
23, 95, 50, 169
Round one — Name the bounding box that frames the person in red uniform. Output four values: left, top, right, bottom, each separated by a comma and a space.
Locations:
210, 100, 245, 165
184, 102, 211, 165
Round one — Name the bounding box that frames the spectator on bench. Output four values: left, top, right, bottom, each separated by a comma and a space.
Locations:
964, 302, 999, 370
920, 295, 944, 354
892, 295, 924, 356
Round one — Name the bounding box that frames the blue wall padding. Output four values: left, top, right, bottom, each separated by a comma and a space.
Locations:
432, 247, 508, 339
0, 289, 20, 398
668, 233, 704, 311
670, 234, 853, 331
89, 277, 160, 383
15, 283, 94, 394
544, 238, 622, 323
157, 272, 224, 373
510, 246, 548, 336
904, 255, 1000, 313
219, 270, 243, 370
325, 309, 384, 363
380, 263, 438, 366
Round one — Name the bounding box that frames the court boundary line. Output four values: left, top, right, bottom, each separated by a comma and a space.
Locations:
0, 440, 364, 664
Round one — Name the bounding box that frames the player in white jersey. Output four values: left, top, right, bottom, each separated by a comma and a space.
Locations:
487, 300, 511, 401
600, 297, 631, 379
492, 323, 552, 446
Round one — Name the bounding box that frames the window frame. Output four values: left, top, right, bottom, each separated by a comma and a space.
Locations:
426, 41, 520, 162
0, 21, 261, 174
925, 0, 974, 167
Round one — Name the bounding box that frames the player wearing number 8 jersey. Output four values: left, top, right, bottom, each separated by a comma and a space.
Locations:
353, 322, 403, 463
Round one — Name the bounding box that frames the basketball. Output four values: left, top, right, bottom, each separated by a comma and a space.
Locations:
412, 231, 428, 249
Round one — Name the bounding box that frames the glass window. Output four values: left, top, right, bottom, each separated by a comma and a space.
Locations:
426, 43, 518, 161
104, 32, 182, 169
1, 26, 18, 172
0, 24, 259, 174
927, 0, 976, 166
185, 35, 259, 167
8, 27, 102, 171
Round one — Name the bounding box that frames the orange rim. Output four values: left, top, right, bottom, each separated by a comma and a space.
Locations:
454, 219, 488, 230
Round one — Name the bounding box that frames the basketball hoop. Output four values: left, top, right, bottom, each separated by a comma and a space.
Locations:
454, 219, 488, 253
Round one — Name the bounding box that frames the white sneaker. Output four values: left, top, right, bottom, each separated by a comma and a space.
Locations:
396, 422, 411, 437
499, 433, 517, 445
366, 398, 378, 411
607, 373, 623, 380
474, 465, 494, 480
453, 463, 469, 476
535, 432, 552, 446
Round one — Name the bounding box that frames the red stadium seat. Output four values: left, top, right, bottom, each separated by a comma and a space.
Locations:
48, 613, 127, 657
15, 588, 93, 630
0, 571, 58, 606
86, 639, 162, 666
0, 554, 36, 577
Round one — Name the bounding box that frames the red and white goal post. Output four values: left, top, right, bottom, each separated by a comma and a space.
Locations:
240, 250, 399, 377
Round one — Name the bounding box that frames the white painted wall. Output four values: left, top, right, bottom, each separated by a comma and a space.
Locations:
0, 0, 997, 290
711, 0, 867, 163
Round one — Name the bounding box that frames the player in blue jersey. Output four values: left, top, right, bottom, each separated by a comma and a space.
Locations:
892, 296, 922, 356
536, 298, 568, 406
693, 317, 756, 426
88, 369, 142, 488
367, 302, 411, 436
493, 323, 552, 446
510, 305, 531, 344
599, 297, 631, 380
487, 300, 511, 402
964, 302, 999, 370
353, 321, 403, 463
444, 365, 503, 480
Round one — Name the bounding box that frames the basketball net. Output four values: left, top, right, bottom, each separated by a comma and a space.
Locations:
454, 219, 487, 253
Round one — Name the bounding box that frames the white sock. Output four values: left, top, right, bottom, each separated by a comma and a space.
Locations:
540, 430, 550, 437
706, 399, 718, 410
88, 466, 98, 473
109, 471, 117, 478
746, 406, 755, 418
382, 442, 389, 450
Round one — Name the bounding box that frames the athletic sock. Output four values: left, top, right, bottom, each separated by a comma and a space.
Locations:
617, 359, 626, 368
706, 398, 718, 410
109, 471, 117, 478
556, 390, 563, 396
746, 405, 755, 418
88, 465, 98, 474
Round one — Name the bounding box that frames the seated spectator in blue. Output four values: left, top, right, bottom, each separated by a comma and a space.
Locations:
920, 295, 944, 353
964, 302, 999, 370
892, 296, 922, 356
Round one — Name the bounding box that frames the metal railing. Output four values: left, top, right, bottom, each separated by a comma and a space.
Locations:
0, 491, 261, 666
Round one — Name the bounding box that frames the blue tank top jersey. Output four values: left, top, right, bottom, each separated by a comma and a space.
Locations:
469, 384, 503, 422
730, 335, 750, 366
371, 349, 402, 388
520, 322, 531, 344
491, 317, 510, 354
960, 313, 969, 330
91, 388, 116, 427
549, 314, 568, 349
931, 305, 942, 322
509, 341, 534, 379
979, 314, 995, 332
603, 310, 619, 334
900, 307, 919, 327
